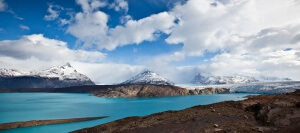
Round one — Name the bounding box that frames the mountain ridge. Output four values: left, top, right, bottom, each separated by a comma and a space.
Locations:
120, 69, 174, 85
0, 63, 95, 89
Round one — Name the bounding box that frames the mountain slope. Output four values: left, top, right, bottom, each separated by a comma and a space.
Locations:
120, 70, 174, 85
0, 63, 95, 89
31, 62, 92, 81
191, 73, 258, 85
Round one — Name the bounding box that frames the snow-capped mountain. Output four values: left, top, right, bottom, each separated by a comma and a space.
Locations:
30, 62, 92, 81
0, 63, 95, 89
0, 69, 25, 77
120, 70, 174, 85
191, 73, 258, 85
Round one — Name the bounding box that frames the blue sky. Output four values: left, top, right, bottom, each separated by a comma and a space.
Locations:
0, 0, 212, 67
0, 0, 300, 84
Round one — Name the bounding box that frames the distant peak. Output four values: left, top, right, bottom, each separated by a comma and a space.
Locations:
120, 69, 174, 85
141, 69, 154, 74
196, 73, 212, 77
59, 62, 72, 67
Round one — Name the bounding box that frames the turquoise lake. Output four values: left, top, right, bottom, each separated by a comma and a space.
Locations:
0, 93, 256, 133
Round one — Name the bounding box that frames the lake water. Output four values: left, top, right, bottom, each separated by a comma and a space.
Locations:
0, 93, 256, 133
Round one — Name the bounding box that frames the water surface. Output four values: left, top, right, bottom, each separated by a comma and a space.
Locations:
0, 93, 256, 133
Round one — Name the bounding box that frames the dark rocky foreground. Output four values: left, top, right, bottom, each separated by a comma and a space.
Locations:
0, 84, 230, 98
72, 90, 300, 133
0, 116, 107, 130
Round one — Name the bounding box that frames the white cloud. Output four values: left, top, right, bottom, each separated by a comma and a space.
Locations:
7, 10, 24, 20
0, 34, 106, 62
152, 0, 300, 80
66, 0, 176, 51
166, 0, 300, 56
71, 62, 144, 84
0, 56, 61, 71
145, 52, 185, 68
19, 25, 30, 30
0, 0, 7, 12
107, 12, 176, 50
0, 1, 23, 20
110, 0, 128, 12
44, 4, 62, 21
203, 49, 300, 80
67, 10, 109, 48
76, 0, 106, 13
120, 15, 132, 24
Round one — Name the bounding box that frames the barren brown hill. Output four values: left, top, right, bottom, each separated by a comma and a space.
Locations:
72, 90, 300, 133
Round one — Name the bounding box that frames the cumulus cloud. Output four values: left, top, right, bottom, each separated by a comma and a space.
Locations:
0, 0, 6, 11
110, 0, 128, 12
107, 12, 176, 50
76, 0, 106, 13
120, 15, 132, 24
19, 25, 30, 30
203, 49, 300, 80
67, 9, 109, 49
66, 0, 176, 51
166, 0, 300, 55
0, 34, 106, 62
192, 22, 300, 80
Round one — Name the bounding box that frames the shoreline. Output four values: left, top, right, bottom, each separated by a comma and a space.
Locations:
72, 90, 300, 133
0, 84, 230, 98
0, 116, 108, 130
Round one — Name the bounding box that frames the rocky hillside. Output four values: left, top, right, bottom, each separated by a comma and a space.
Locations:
0, 63, 94, 89
120, 70, 174, 85
91, 85, 229, 98
73, 90, 300, 133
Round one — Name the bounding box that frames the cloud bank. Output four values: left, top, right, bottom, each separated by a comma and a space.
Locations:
0, 34, 105, 62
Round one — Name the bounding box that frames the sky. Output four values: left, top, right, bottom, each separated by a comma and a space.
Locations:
0, 0, 300, 84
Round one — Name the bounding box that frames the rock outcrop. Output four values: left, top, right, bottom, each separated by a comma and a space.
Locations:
189, 87, 230, 95
73, 90, 300, 133
92, 85, 230, 98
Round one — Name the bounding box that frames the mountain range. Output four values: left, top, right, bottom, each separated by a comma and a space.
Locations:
0, 63, 94, 89
190, 73, 292, 85
0, 63, 294, 89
